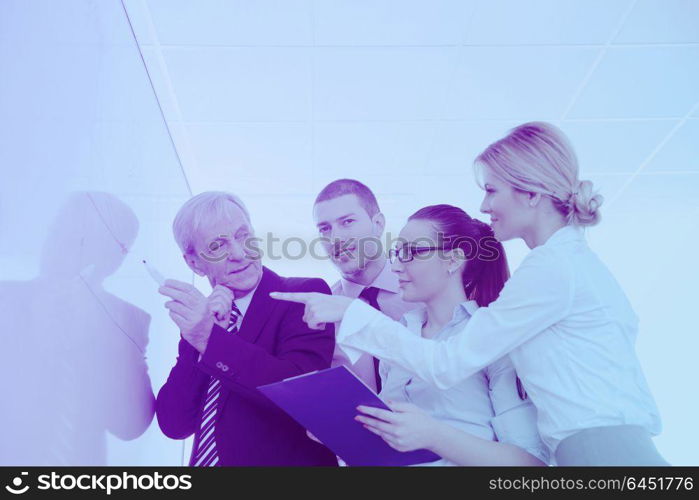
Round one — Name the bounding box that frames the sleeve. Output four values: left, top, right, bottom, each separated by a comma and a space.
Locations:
377, 315, 410, 394
337, 247, 575, 390
330, 321, 351, 368
155, 336, 211, 440
486, 356, 550, 464
378, 357, 390, 388
196, 278, 336, 404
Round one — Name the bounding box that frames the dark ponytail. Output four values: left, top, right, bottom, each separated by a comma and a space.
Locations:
409, 204, 509, 307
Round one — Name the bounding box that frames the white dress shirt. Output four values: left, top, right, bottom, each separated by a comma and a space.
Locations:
337, 224, 662, 453
229, 281, 257, 329
381, 301, 549, 465
330, 259, 420, 391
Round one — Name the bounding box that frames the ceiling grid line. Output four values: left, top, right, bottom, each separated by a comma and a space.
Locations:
137, 42, 699, 49
606, 99, 699, 209
559, 0, 640, 122
163, 116, 690, 125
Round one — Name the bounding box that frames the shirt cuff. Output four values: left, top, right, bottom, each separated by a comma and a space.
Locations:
490, 404, 551, 465
336, 298, 382, 364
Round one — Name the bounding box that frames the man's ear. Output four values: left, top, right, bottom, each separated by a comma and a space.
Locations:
373, 212, 386, 235
182, 252, 207, 277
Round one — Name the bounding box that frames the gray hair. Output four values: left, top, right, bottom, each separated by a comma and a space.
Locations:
173, 191, 252, 255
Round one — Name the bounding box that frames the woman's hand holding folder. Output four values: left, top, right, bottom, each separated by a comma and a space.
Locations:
355, 401, 439, 453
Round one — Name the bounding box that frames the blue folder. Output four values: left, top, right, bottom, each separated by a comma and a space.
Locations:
258, 365, 441, 466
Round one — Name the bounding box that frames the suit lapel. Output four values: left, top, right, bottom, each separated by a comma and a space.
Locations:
236, 266, 281, 344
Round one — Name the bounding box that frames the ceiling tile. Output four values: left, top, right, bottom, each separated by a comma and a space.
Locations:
589, 173, 699, 254
604, 173, 699, 212
445, 46, 600, 119
184, 122, 313, 193
313, 47, 456, 120
144, 0, 312, 45
355, 174, 475, 224
313, 121, 434, 176
314, 0, 473, 46
583, 173, 632, 206
614, 0, 699, 43
191, 171, 315, 199
242, 195, 328, 231
466, 0, 630, 45
562, 119, 678, 173
567, 46, 699, 118
161, 47, 312, 121
414, 174, 484, 216
645, 119, 699, 172
425, 121, 519, 174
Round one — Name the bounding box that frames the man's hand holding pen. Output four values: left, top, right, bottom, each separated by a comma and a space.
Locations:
159, 279, 233, 353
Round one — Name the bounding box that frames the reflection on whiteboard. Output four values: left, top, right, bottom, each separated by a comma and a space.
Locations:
0, 192, 154, 465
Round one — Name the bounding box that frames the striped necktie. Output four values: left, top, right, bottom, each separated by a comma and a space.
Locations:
190, 301, 241, 467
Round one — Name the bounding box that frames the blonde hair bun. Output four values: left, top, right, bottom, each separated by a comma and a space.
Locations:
569, 179, 603, 226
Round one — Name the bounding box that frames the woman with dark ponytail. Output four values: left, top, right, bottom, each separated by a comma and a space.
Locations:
354, 204, 547, 465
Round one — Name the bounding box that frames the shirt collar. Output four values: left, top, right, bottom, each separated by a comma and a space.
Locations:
542, 224, 585, 248
233, 278, 260, 317
339, 259, 401, 298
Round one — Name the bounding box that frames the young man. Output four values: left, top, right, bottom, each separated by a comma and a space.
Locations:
312, 179, 419, 392
156, 191, 337, 466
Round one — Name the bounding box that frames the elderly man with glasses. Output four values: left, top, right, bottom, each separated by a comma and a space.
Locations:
156, 191, 337, 466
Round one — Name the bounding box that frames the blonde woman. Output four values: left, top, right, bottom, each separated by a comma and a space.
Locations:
272, 122, 668, 466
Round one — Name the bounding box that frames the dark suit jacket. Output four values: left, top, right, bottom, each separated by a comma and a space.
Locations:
156, 266, 337, 466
